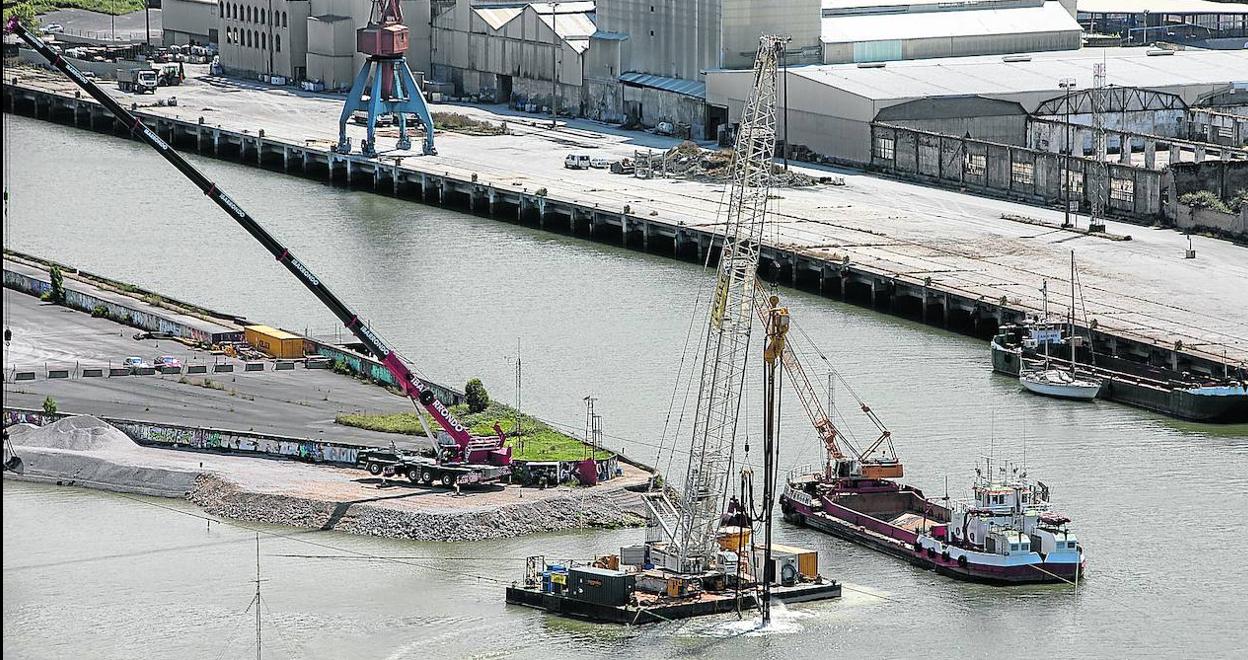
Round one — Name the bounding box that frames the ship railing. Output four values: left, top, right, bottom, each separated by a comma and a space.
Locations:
786, 464, 817, 481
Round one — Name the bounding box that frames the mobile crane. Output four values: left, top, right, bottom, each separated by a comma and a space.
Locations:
4, 17, 510, 487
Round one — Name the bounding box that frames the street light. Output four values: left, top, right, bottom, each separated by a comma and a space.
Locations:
1142, 9, 1150, 45
1059, 78, 1077, 228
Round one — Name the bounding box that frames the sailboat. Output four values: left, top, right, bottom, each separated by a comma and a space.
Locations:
1019, 252, 1103, 401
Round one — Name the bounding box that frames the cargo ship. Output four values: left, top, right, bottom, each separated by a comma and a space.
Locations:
991, 320, 1248, 423
780, 459, 1084, 585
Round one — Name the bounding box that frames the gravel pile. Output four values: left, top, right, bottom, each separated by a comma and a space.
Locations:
189, 474, 646, 542
8, 415, 137, 451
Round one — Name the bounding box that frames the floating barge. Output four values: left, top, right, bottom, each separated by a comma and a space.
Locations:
506, 528, 842, 625
505, 552, 840, 625
781, 461, 1084, 586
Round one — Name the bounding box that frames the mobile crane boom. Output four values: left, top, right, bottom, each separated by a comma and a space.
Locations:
5, 17, 508, 469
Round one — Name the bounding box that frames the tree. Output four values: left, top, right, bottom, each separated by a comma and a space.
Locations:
465, 378, 490, 413
41, 266, 67, 304
42, 396, 58, 415
2, 3, 38, 30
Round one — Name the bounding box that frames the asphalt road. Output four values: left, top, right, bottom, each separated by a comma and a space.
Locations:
3, 288, 427, 450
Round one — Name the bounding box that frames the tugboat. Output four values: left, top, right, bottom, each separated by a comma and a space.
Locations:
781, 458, 1084, 585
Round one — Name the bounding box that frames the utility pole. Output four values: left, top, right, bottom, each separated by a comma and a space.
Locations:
267, 0, 275, 78
144, 0, 150, 49
1058, 78, 1077, 228
252, 532, 264, 660
1089, 62, 1108, 233
550, 3, 558, 128
583, 395, 598, 458
781, 38, 790, 170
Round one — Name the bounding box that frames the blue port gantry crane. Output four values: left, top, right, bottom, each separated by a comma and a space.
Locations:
336, 0, 436, 157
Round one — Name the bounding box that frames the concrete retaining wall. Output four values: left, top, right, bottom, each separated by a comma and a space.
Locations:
1172, 203, 1248, 238
3, 266, 241, 344
4, 408, 364, 465
311, 341, 465, 408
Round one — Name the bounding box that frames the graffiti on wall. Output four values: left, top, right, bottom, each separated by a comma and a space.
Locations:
3, 408, 359, 465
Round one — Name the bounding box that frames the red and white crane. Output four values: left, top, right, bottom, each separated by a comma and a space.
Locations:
4, 17, 508, 485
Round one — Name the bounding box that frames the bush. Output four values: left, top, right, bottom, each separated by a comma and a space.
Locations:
1179, 190, 1231, 214
465, 378, 490, 413
91, 304, 109, 318
40, 266, 67, 304
1230, 189, 1248, 213
331, 358, 353, 376
42, 396, 57, 415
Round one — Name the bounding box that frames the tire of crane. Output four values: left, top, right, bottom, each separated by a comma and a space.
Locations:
407, 467, 421, 483
927, 547, 936, 558
367, 462, 383, 476
421, 469, 434, 485
441, 473, 455, 488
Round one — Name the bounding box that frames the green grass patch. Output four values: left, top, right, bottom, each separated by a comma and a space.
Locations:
6, 0, 146, 28
335, 401, 614, 462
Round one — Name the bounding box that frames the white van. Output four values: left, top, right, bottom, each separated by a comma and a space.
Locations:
564, 154, 591, 169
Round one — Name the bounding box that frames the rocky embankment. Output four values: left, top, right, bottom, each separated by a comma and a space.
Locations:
189, 473, 646, 542
4, 415, 647, 541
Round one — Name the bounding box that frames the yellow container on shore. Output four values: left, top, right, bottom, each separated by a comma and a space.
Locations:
244, 325, 305, 358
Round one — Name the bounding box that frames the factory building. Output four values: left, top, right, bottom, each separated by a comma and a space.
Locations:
162, 0, 221, 46
429, 1, 593, 114
207, 0, 431, 87
1076, 0, 1248, 46
707, 47, 1247, 164
820, 0, 1083, 65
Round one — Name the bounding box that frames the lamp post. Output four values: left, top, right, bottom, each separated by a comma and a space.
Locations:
1142, 9, 1150, 45
1059, 78, 1077, 228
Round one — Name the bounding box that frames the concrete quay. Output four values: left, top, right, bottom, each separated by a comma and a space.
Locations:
4, 69, 1245, 380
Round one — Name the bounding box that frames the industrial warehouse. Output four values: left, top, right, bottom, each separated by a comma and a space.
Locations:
3, 0, 1247, 656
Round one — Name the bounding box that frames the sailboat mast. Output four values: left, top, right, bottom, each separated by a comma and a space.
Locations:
1042, 281, 1050, 368
1070, 251, 1077, 374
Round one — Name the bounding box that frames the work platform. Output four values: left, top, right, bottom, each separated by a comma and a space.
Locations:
4, 70, 1245, 381
505, 580, 841, 625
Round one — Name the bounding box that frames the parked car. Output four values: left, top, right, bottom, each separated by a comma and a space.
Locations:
154, 356, 183, 369
81, 71, 96, 81
42, 24, 64, 34
564, 154, 591, 169
123, 356, 150, 371
589, 157, 612, 169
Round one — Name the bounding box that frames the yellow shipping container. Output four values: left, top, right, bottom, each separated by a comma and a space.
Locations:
244, 325, 305, 359
769, 543, 819, 579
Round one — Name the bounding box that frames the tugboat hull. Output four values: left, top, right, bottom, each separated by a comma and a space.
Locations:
781, 488, 1082, 586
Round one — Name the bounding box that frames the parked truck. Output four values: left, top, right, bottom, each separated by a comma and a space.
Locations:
116, 68, 157, 94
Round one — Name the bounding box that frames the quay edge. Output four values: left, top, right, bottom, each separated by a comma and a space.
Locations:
2, 81, 1239, 390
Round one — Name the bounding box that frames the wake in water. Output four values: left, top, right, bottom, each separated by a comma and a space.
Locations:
686, 600, 815, 638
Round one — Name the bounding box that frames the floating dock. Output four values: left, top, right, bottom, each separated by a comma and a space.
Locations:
505, 580, 840, 625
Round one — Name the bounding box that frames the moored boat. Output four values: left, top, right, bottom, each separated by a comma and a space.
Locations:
781, 459, 1084, 585
1019, 367, 1102, 400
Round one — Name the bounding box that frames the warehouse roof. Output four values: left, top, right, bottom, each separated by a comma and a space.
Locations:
786, 47, 1248, 102
1078, 0, 1248, 14
475, 7, 524, 30
620, 71, 706, 98
875, 96, 1027, 120
823, 1, 1081, 43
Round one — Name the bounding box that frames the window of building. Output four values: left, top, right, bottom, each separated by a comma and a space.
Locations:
1111, 177, 1134, 206
261, 32, 266, 49
965, 153, 985, 177
246, 30, 252, 47
275, 34, 281, 52
873, 136, 895, 161
1063, 170, 1083, 198
219, 1, 224, 17
246, 6, 251, 22
649, 30, 654, 37
259, 9, 265, 25
1011, 161, 1034, 186
282, 12, 287, 28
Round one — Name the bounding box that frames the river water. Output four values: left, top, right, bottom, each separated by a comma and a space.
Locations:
4, 115, 1247, 658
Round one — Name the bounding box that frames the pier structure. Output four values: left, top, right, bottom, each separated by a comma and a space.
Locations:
4, 80, 1244, 381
